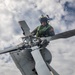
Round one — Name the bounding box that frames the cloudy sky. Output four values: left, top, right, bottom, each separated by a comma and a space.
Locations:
0, 0, 75, 75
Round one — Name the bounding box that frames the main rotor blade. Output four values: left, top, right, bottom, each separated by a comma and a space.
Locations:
50, 29, 75, 41
0, 43, 24, 54
19, 21, 30, 36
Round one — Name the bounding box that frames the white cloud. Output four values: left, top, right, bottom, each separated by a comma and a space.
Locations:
47, 37, 75, 75
0, 0, 75, 75
0, 58, 22, 75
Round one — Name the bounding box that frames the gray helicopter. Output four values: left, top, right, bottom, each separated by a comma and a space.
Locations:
0, 21, 75, 75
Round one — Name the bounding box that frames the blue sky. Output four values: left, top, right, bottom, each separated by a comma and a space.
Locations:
0, 0, 75, 75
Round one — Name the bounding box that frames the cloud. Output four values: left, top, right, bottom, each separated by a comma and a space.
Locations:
0, 58, 22, 75
47, 37, 75, 75
0, 0, 75, 75
61, 1, 75, 26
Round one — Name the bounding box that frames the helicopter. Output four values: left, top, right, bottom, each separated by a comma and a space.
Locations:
0, 20, 75, 75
